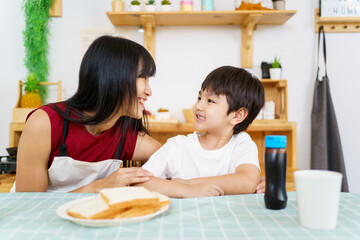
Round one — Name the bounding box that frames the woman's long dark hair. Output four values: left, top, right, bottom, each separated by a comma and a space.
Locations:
51, 36, 156, 153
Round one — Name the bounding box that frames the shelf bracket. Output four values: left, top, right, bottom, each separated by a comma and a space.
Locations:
49, 0, 62, 17
241, 14, 262, 68
141, 15, 156, 59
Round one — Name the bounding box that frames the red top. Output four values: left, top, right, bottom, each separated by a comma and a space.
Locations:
27, 103, 138, 167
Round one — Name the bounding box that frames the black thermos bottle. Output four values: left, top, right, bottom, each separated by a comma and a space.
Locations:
264, 135, 287, 210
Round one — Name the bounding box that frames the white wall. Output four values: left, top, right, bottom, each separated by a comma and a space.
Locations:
1, 0, 359, 192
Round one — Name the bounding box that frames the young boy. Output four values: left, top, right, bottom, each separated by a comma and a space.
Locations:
137, 66, 265, 198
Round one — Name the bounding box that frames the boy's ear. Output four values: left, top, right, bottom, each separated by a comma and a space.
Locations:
230, 107, 248, 125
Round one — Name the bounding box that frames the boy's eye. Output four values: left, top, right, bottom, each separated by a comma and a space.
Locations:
208, 99, 215, 103
197, 96, 201, 101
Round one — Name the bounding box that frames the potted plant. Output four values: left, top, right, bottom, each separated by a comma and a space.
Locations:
269, 56, 282, 80
21, 73, 42, 108
272, 0, 285, 10
161, 0, 172, 11
130, 0, 141, 11
145, 0, 156, 11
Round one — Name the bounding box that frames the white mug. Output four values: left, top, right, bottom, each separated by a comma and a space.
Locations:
294, 170, 342, 230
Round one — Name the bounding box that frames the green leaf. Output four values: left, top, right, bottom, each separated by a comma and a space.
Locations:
23, 0, 53, 102
271, 56, 281, 68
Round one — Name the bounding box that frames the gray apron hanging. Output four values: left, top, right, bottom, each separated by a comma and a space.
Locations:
311, 26, 349, 192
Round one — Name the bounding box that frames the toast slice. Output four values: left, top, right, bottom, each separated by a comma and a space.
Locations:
114, 205, 161, 219
67, 196, 116, 219
100, 187, 159, 211
152, 191, 170, 207
67, 187, 170, 220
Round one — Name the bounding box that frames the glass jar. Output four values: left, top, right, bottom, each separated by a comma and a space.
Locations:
181, 1, 193, 11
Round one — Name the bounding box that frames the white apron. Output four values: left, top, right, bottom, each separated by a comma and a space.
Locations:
11, 157, 122, 193
11, 106, 125, 192
47, 156, 122, 192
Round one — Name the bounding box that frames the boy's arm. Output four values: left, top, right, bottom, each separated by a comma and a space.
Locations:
175, 164, 260, 195
138, 140, 224, 198
134, 176, 224, 198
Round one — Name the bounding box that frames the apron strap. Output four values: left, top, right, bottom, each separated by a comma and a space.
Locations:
58, 106, 70, 157
317, 25, 328, 79
115, 133, 124, 160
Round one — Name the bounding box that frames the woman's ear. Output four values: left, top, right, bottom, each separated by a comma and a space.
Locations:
230, 107, 248, 125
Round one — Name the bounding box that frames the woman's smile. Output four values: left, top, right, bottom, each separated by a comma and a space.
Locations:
138, 97, 147, 109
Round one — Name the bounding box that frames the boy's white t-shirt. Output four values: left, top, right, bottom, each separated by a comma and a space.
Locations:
142, 131, 260, 179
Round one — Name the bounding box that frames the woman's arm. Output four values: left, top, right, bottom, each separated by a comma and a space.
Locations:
15, 109, 51, 192
70, 167, 154, 193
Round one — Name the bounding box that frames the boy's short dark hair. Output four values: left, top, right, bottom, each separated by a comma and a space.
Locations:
201, 66, 265, 134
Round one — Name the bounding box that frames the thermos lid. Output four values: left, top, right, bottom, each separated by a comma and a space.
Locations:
265, 135, 287, 148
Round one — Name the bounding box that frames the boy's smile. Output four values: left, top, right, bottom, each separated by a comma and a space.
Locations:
193, 90, 234, 135
195, 113, 206, 121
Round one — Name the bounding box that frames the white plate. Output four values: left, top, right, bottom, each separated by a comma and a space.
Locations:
56, 196, 169, 227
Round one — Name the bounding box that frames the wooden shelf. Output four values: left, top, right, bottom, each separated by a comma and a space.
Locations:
106, 10, 296, 26
315, 8, 360, 33
106, 10, 297, 68
260, 79, 288, 121
148, 121, 296, 132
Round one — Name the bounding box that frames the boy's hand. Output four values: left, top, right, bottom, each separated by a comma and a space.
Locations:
185, 183, 224, 197
255, 177, 266, 193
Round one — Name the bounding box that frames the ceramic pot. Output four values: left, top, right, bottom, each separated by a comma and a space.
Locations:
161, 5, 172, 11
129, 5, 141, 11
145, 5, 156, 11
273, 1, 285, 10
269, 68, 282, 80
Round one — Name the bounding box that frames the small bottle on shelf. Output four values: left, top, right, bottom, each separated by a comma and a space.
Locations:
263, 100, 275, 120
201, 0, 213, 11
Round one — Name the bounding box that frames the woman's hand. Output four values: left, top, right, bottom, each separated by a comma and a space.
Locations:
75, 167, 153, 193
185, 183, 224, 198
255, 177, 266, 193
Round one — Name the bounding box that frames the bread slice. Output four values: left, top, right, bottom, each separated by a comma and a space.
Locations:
100, 187, 159, 211
67, 187, 170, 220
114, 205, 161, 219
152, 191, 170, 207
67, 196, 117, 219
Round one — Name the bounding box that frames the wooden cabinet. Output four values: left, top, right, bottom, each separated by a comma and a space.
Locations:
106, 10, 297, 68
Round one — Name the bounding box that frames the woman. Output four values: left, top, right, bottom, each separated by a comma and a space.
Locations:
14, 36, 161, 192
